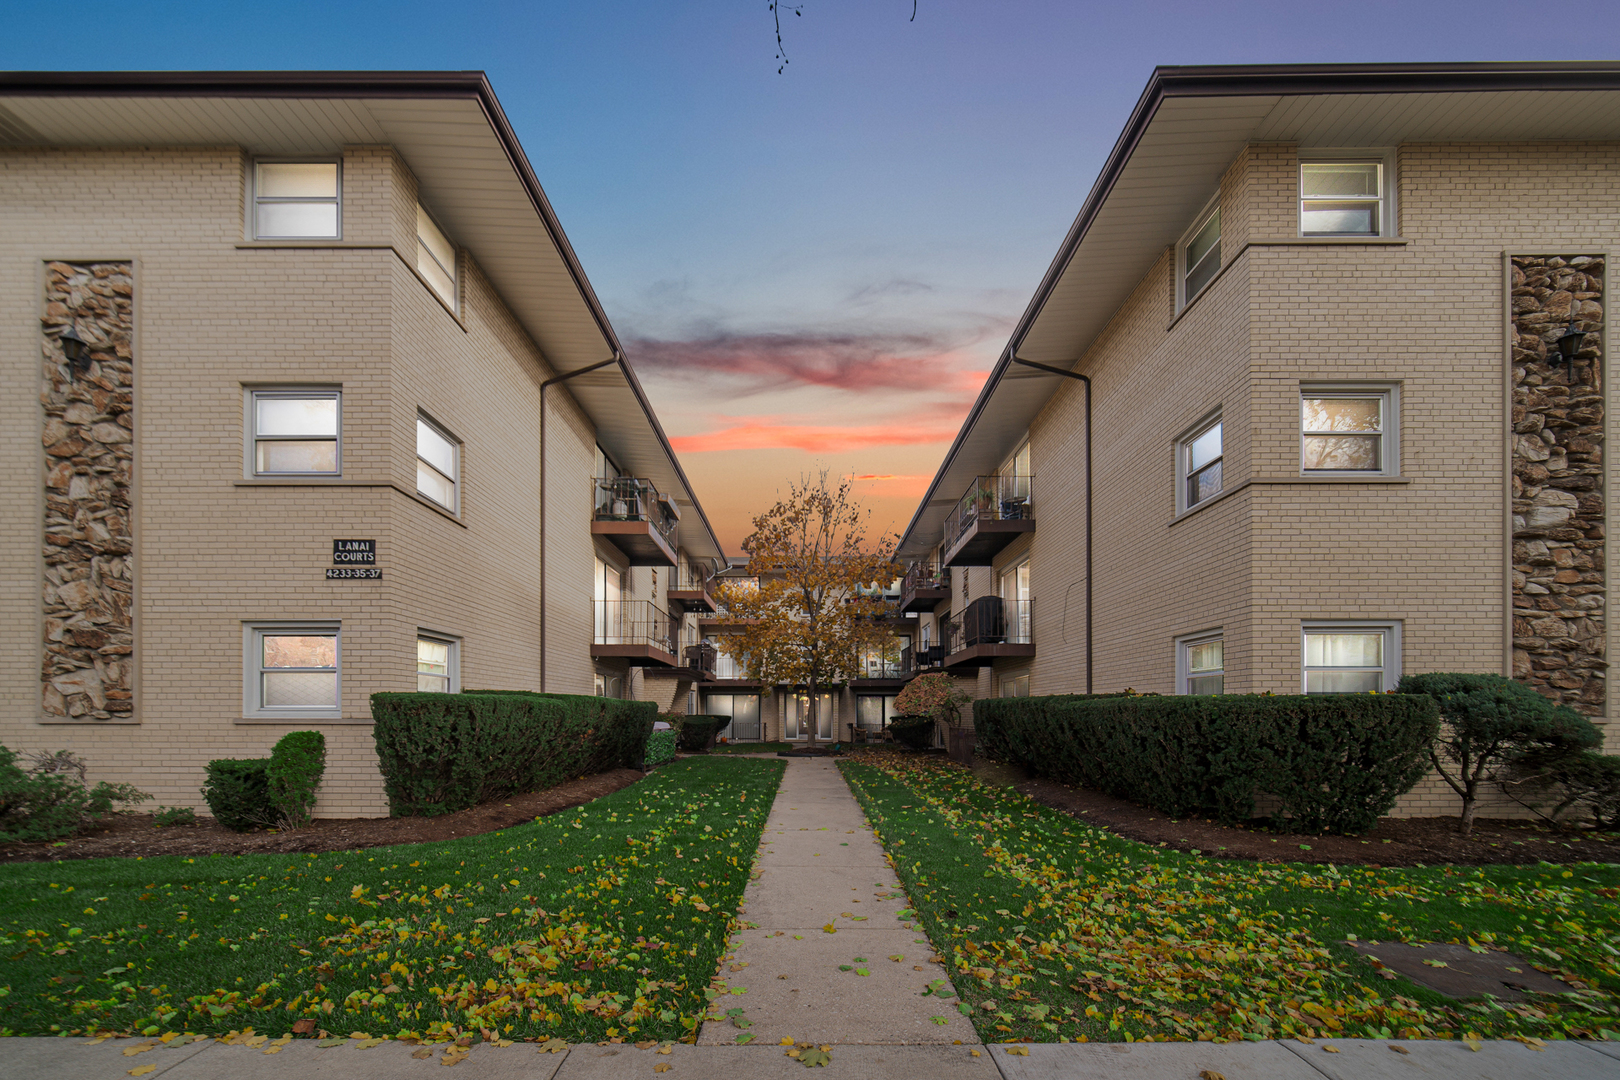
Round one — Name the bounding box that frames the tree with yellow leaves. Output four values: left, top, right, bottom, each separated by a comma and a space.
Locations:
718, 472, 897, 748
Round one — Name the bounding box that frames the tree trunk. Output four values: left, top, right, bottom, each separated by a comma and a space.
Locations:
805, 674, 819, 749
1459, 790, 1478, 838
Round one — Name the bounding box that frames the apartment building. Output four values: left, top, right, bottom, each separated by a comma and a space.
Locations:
897, 62, 1619, 815
0, 72, 724, 816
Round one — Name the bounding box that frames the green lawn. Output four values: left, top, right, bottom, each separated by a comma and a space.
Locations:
840, 754, 1620, 1046
0, 756, 784, 1044
708, 742, 793, 755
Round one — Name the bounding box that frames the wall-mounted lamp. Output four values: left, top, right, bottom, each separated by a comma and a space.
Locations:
1554, 308, 1589, 376
58, 325, 93, 375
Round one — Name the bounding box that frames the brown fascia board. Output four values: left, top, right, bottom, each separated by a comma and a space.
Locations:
895, 60, 1620, 555
0, 69, 728, 560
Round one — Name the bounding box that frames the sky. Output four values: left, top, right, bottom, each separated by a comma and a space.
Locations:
5, 1, 1617, 551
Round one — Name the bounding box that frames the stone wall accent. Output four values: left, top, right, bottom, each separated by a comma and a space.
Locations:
1510, 255, 1605, 716
41, 261, 135, 721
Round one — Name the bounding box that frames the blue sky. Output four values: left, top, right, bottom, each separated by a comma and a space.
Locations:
6, 1, 1616, 547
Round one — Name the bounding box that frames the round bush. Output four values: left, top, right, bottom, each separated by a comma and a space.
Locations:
887, 716, 937, 751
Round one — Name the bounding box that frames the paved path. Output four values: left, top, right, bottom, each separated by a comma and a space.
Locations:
696, 754, 979, 1046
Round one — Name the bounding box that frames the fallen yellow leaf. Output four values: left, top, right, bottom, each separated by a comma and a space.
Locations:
971, 1049, 981, 1057
655, 1065, 672, 1074
1324, 1046, 1340, 1054
411, 1048, 434, 1060
822, 923, 836, 934
1005, 1046, 1029, 1056
122, 1043, 156, 1057
1200, 1071, 1226, 1080
128, 1067, 156, 1077
780, 1038, 795, 1046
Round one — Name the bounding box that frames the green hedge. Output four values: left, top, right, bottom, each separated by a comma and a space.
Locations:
202, 758, 273, 832
646, 729, 678, 767
370, 690, 656, 816
888, 716, 937, 750
268, 730, 326, 828
975, 693, 1439, 833
677, 715, 729, 752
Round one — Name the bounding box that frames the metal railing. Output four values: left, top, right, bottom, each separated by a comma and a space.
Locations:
675, 566, 713, 592
683, 640, 717, 679
592, 599, 676, 654
899, 642, 947, 676
856, 649, 908, 679
942, 474, 1032, 553
710, 650, 747, 680
594, 477, 678, 539
939, 597, 1034, 654
902, 561, 946, 595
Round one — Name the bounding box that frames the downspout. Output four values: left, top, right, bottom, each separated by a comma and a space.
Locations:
1009, 354, 1093, 695
539, 355, 621, 692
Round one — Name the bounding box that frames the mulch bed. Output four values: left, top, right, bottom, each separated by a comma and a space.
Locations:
1014, 773, 1620, 867
0, 767, 648, 864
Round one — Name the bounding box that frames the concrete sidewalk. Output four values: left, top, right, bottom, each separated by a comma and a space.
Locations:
695, 754, 979, 1046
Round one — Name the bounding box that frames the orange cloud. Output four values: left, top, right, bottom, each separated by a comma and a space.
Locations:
670, 419, 963, 454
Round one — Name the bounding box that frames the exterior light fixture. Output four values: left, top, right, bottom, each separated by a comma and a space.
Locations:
1555, 315, 1587, 369
59, 325, 93, 374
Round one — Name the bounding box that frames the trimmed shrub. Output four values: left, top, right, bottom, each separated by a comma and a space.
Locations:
1398, 672, 1601, 835
0, 746, 152, 842
202, 758, 273, 832
646, 729, 678, 767
975, 693, 1439, 833
1501, 750, 1620, 828
371, 690, 656, 816
677, 715, 728, 752
268, 730, 326, 828
153, 805, 197, 827
887, 716, 937, 751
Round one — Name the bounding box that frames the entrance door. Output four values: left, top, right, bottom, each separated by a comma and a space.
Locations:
785, 692, 833, 740
706, 693, 761, 741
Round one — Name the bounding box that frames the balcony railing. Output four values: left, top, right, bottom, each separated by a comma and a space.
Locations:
710, 650, 747, 680
899, 642, 947, 676
683, 639, 717, 680
941, 474, 1033, 565
856, 654, 908, 679
937, 597, 1034, 661
594, 477, 678, 538
899, 561, 949, 612
592, 599, 676, 654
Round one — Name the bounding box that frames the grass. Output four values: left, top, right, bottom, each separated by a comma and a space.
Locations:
708, 742, 792, 755
0, 756, 785, 1044
840, 753, 1620, 1046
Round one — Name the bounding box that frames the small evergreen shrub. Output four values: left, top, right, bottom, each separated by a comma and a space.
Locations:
371, 690, 655, 816
0, 746, 152, 842
645, 729, 678, 767
153, 805, 197, 827
677, 715, 728, 752
976, 692, 1439, 833
202, 758, 273, 832
1501, 750, 1620, 828
268, 730, 326, 828
887, 716, 937, 751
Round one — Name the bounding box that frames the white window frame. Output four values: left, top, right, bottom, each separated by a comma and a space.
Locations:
416, 204, 458, 311
1300, 382, 1400, 476
415, 412, 460, 513
1301, 620, 1402, 694
416, 631, 460, 694
1176, 629, 1225, 695
1176, 193, 1222, 311
246, 387, 341, 477
251, 159, 341, 240
1298, 151, 1395, 239
1175, 409, 1224, 513
243, 622, 341, 720
1001, 673, 1030, 698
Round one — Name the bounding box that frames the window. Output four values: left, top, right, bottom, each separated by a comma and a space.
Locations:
254, 162, 339, 239
416, 205, 457, 309
416, 414, 459, 511
706, 693, 761, 740
856, 694, 899, 731
1178, 198, 1222, 308
1301, 385, 1398, 474
245, 624, 340, 718
417, 634, 458, 693
785, 692, 834, 740
1001, 561, 1031, 643
1302, 622, 1400, 693
1300, 160, 1386, 237
594, 557, 624, 643
248, 389, 339, 475
1177, 631, 1224, 695
1178, 413, 1223, 511
1002, 673, 1030, 698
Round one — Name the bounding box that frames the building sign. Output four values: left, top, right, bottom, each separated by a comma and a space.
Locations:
332, 539, 376, 564
326, 568, 381, 580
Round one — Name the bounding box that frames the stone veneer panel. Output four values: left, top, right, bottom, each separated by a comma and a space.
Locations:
40, 261, 135, 721
1510, 255, 1605, 716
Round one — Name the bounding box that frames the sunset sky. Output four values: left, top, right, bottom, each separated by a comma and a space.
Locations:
4, 1, 1610, 550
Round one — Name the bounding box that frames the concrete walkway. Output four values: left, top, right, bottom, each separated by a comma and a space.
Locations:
695, 754, 980, 1046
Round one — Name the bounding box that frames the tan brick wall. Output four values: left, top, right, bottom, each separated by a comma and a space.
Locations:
0, 145, 639, 816
1002, 139, 1620, 818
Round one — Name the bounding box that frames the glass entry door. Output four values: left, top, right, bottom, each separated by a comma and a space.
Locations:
785, 692, 833, 740
705, 693, 761, 741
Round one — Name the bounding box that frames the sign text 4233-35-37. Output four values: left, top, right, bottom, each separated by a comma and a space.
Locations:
326, 567, 381, 580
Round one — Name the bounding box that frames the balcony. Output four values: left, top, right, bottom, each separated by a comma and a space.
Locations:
899, 562, 950, 613
941, 474, 1034, 567
591, 600, 678, 666
592, 477, 678, 566
853, 650, 909, 683
941, 597, 1035, 668
899, 642, 947, 677
700, 645, 758, 686
667, 567, 719, 614
682, 638, 717, 680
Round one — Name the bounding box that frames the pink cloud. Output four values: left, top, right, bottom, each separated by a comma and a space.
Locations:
629, 330, 987, 395
670, 419, 964, 454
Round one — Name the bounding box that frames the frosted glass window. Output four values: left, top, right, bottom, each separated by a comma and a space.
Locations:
249, 626, 339, 716
1301, 162, 1384, 237
1303, 628, 1393, 694
416, 416, 458, 511
254, 162, 339, 239
1181, 204, 1222, 305
416, 205, 457, 308
1180, 634, 1224, 695
1180, 416, 1223, 510
1301, 387, 1395, 474
252, 391, 339, 475
417, 636, 455, 693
